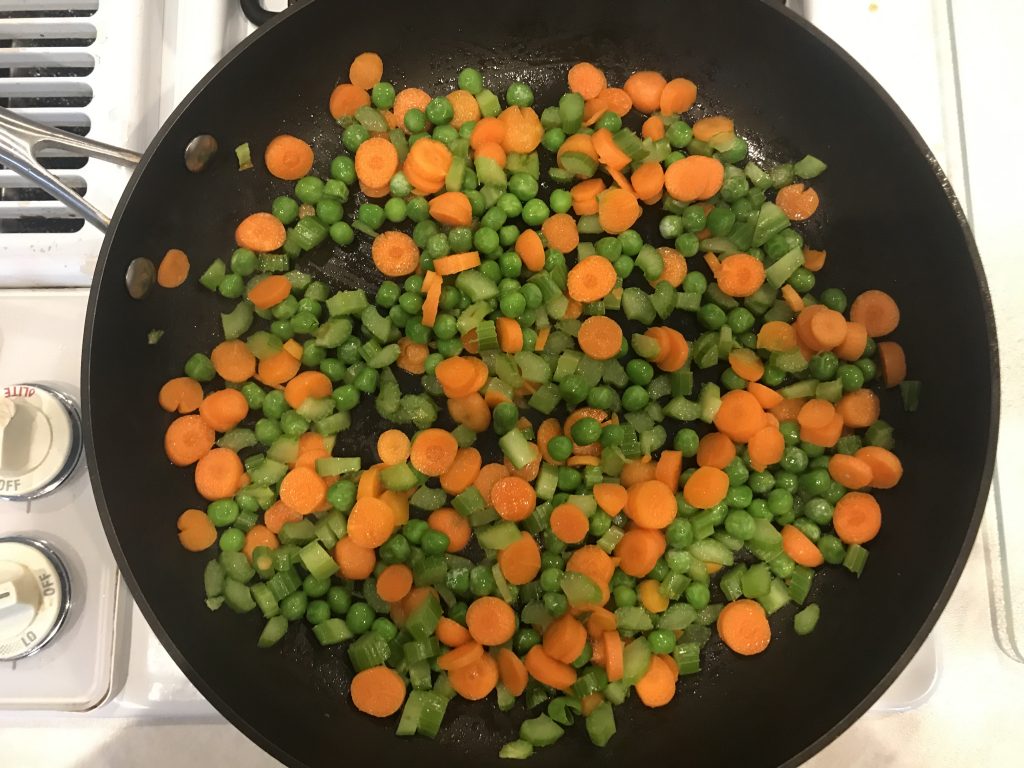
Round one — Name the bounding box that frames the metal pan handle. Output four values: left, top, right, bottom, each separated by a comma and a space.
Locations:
239, 0, 298, 26
0, 106, 141, 232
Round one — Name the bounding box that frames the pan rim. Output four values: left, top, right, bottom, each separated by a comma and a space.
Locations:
81, 1, 1000, 766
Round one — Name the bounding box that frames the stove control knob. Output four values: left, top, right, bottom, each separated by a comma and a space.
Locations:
0, 538, 71, 660
0, 383, 82, 501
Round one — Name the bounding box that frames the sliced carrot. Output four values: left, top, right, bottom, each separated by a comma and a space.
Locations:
194, 447, 243, 501
466, 596, 517, 646
495, 317, 524, 354
593, 482, 628, 516
421, 280, 441, 329
490, 476, 536, 522
619, 458, 658, 487
428, 191, 473, 227
543, 613, 588, 664
797, 398, 836, 431
403, 137, 452, 191
264, 501, 301, 534
242, 524, 277, 562
371, 230, 420, 277
803, 248, 827, 272
604, 631, 624, 681
329, 83, 371, 119
692, 116, 735, 142
591, 127, 631, 171
781, 524, 825, 567
407, 428, 457, 476
283, 370, 331, 410
264, 134, 314, 181
376, 429, 411, 466
638, 578, 669, 614
660, 77, 698, 114
427, 507, 471, 553
641, 115, 666, 140
247, 274, 292, 310
714, 390, 766, 443
775, 182, 820, 221
615, 527, 667, 578
354, 136, 399, 189
696, 432, 736, 470
567, 254, 617, 303
447, 392, 491, 433
664, 155, 709, 202
856, 446, 904, 489
393, 87, 430, 126
748, 424, 785, 471
350, 666, 406, 718
177, 508, 217, 552
159, 377, 204, 414
437, 616, 471, 648
631, 162, 665, 202
540, 212, 579, 254
567, 62, 607, 100
334, 536, 376, 580
625, 479, 677, 530
835, 321, 868, 361
440, 446, 482, 495
836, 389, 880, 428
833, 491, 882, 544
728, 348, 765, 383
682, 466, 730, 509
807, 307, 848, 351
635, 654, 678, 708
654, 450, 683, 492
434, 356, 483, 398
717, 252, 766, 298
597, 187, 641, 235
235, 212, 286, 253
497, 648, 529, 696
498, 106, 543, 153
770, 397, 807, 423
448, 652, 500, 701
396, 336, 429, 375
257, 349, 301, 387
849, 289, 900, 337
470, 116, 506, 149
577, 315, 623, 361
474, 462, 511, 504
717, 599, 771, 656
550, 503, 590, 545
877, 341, 907, 388
570, 177, 606, 215
781, 284, 805, 313
746, 381, 784, 410
524, 645, 577, 691
348, 51, 383, 89
279, 466, 327, 516
827, 452, 874, 490
346, 496, 394, 548
623, 70, 667, 113
583, 96, 610, 127
757, 320, 798, 352
557, 132, 598, 164
198, 388, 248, 432
535, 326, 550, 351
376, 563, 414, 603
446, 88, 481, 128
156, 248, 190, 289
432, 250, 481, 277
514, 229, 546, 272
437, 640, 484, 672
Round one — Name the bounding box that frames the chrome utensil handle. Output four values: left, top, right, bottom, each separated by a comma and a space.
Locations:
0, 106, 142, 232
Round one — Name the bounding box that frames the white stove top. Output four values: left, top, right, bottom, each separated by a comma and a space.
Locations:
1, 0, 1022, 765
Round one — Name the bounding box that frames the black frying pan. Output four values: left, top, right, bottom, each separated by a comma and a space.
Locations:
73, 0, 998, 765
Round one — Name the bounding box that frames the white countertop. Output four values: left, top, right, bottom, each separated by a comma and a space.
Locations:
2, 0, 1022, 765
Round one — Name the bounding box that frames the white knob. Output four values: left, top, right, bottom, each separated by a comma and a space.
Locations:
0, 538, 71, 661
0, 383, 81, 501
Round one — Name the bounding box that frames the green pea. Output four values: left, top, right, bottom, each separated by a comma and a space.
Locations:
290, 310, 319, 336
509, 173, 539, 202
330, 155, 356, 184
818, 533, 846, 565
675, 232, 699, 258
804, 497, 833, 526
612, 586, 637, 608
799, 468, 831, 496
727, 307, 756, 334
327, 586, 351, 615
515, 627, 541, 654
547, 435, 573, 462
345, 602, 375, 634
342, 123, 369, 152
613, 256, 634, 279
589, 511, 612, 537
371, 81, 395, 109
421, 529, 450, 556
586, 385, 616, 411
570, 417, 602, 446
549, 189, 572, 214
332, 384, 359, 412
779, 420, 800, 446
217, 273, 243, 299
659, 214, 684, 240
542, 127, 566, 152
748, 470, 775, 495
521, 198, 550, 226
780, 446, 808, 473
207, 500, 239, 527
698, 303, 727, 330
558, 467, 582, 492
647, 629, 675, 655
626, 359, 654, 385
558, 373, 589, 406
329, 221, 354, 246
666, 518, 694, 549
838, 364, 865, 391
809, 352, 839, 381
262, 390, 286, 419
458, 67, 483, 94
499, 291, 526, 318
721, 367, 747, 391
384, 197, 407, 223
767, 488, 794, 516
667, 121, 693, 148
403, 519, 429, 546
503, 81, 534, 107
353, 367, 379, 394
621, 385, 649, 412
600, 424, 624, 448
279, 410, 309, 437
682, 271, 707, 295
724, 457, 749, 487
685, 582, 710, 610
295, 176, 324, 204
425, 96, 454, 125
277, 591, 307, 622
674, 428, 699, 457
272, 196, 300, 225
788, 267, 815, 294
469, 565, 495, 597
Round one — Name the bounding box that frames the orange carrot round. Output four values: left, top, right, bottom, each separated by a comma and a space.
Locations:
437, 616, 471, 648
348, 52, 383, 90
177, 508, 217, 552
284, 370, 332, 410
714, 390, 766, 442
807, 307, 848, 351
835, 321, 868, 361
393, 87, 430, 126
247, 274, 291, 310
717, 252, 766, 298
798, 398, 837, 431
597, 187, 641, 234
757, 320, 798, 352
350, 666, 406, 717
877, 341, 907, 388
747, 425, 785, 471
577, 315, 623, 361
775, 183, 820, 221
849, 289, 900, 337
660, 77, 698, 114
635, 654, 678, 707
428, 191, 473, 227
470, 116, 506, 148
447, 392, 491, 433
693, 115, 734, 142
828, 454, 874, 490
264, 501, 302, 534
615, 527, 667, 578
440, 447, 482, 495
623, 70, 667, 113
437, 640, 484, 672
567, 254, 617, 303
448, 651, 499, 701
474, 462, 511, 503
498, 106, 543, 153
329, 83, 371, 119
428, 507, 471, 553
371, 230, 420, 277
334, 537, 376, 580
264, 134, 314, 181
781, 524, 825, 567
524, 645, 577, 690
683, 466, 730, 509
550, 503, 590, 544
199, 388, 249, 432
593, 483, 628, 516
194, 447, 243, 501
466, 596, 517, 646
242, 524, 277, 562
376, 564, 414, 603
717, 599, 771, 655
497, 648, 529, 696
490, 476, 536, 522
376, 429, 411, 466
446, 89, 481, 128
833, 491, 882, 545
728, 348, 765, 382
279, 466, 327, 517
855, 446, 904, 489
543, 614, 587, 665
625, 479, 677, 530
696, 432, 736, 470
836, 389, 880, 428
515, 229, 546, 272
158, 376, 204, 414
567, 62, 607, 100
631, 162, 666, 202
497, 531, 542, 585
235, 212, 286, 253
157, 248, 190, 288
355, 136, 399, 189
257, 349, 301, 387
